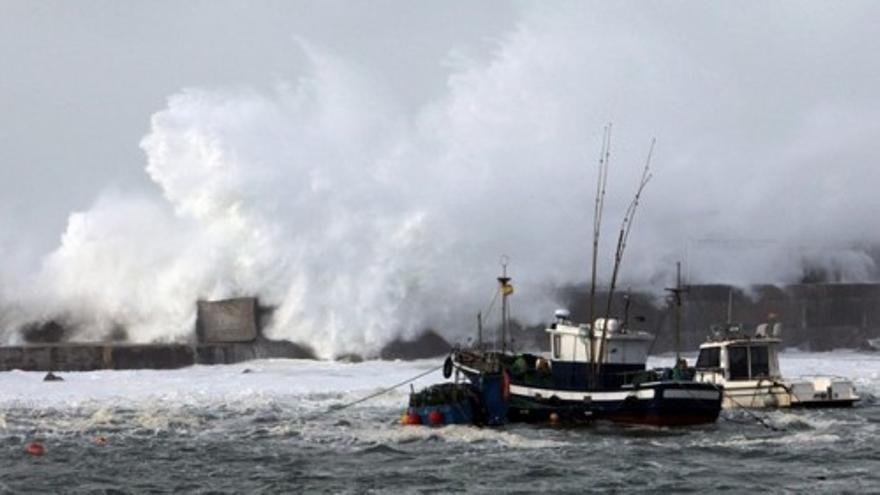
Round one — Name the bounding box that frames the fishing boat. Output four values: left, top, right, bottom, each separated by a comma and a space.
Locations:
693, 322, 860, 408
411, 127, 722, 426
452, 284, 722, 426
456, 128, 721, 426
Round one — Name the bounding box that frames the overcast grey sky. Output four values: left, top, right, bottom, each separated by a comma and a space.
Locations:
0, 0, 516, 256
2, 1, 880, 352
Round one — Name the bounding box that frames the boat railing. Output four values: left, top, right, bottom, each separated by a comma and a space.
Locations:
617, 366, 696, 385
785, 374, 853, 382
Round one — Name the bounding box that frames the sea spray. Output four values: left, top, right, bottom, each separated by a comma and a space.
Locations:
2, 6, 880, 355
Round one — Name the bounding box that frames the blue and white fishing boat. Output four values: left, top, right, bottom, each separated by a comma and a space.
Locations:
452, 286, 722, 426
452, 128, 721, 426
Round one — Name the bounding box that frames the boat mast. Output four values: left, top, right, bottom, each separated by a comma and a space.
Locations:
589, 124, 612, 365
477, 312, 483, 350
726, 288, 733, 325
665, 261, 687, 362
498, 256, 512, 354
596, 139, 654, 372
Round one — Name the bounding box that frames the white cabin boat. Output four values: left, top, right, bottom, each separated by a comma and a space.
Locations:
694, 322, 859, 408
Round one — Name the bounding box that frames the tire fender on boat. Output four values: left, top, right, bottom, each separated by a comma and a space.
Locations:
443, 356, 453, 379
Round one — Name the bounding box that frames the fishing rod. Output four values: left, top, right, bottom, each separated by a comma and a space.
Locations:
588, 124, 612, 374
596, 138, 654, 373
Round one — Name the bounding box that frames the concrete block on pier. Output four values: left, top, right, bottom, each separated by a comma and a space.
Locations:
196, 298, 258, 343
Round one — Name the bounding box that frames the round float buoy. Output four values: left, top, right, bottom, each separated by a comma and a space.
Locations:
549, 412, 560, 425
94, 436, 108, 446
401, 411, 422, 425
427, 410, 444, 426
25, 442, 45, 456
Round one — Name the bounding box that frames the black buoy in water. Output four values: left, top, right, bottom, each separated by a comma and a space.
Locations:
43, 372, 63, 382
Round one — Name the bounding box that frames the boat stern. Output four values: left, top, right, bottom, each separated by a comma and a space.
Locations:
787, 377, 860, 407
616, 381, 723, 426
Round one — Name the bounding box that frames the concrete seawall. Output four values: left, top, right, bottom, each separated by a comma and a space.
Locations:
0, 298, 315, 371
0, 340, 315, 372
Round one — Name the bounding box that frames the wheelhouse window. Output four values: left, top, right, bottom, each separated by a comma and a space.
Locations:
553, 335, 562, 359
696, 347, 720, 368
728, 346, 749, 380
750, 346, 770, 378
726, 344, 771, 380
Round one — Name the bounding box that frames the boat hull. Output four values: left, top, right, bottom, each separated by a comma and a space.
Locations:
702, 378, 861, 409
405, 375, 508, 427
506, 380, 722, 426
407, 402, 475, 425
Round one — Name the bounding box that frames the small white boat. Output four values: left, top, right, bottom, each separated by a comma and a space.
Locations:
693, 322, 860, 408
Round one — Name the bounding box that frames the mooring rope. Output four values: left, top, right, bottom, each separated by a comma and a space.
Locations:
303, 362, 445, 421
700, 381, 785, 432
721, 405, 783, 432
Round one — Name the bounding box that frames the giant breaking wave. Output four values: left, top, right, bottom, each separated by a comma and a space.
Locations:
2, 6, 879, 356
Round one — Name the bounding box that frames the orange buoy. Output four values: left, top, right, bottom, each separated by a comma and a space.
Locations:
401, 411, 422, 425
25, 442, 45, 456
549, 412, 560, 425
94, 436, 108, 446
427, 410, 444, 426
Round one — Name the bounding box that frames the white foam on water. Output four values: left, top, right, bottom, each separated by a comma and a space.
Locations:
0, 359, 446, 409
0, 352, 876, 445
317, 423, 566, 450
711, 431, 842, 449
763, 411, 838, 431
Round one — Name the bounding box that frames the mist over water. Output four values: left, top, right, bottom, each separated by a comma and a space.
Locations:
2, 4, 880, 356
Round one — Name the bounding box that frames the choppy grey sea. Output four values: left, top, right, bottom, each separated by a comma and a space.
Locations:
1, 352, 878, 493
